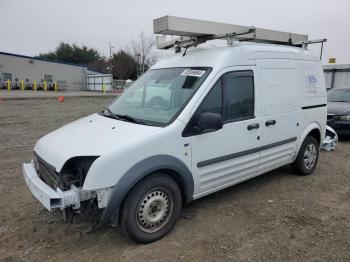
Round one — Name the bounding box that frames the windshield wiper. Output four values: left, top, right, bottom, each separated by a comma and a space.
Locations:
330, 100, 349, 102
114, 114, 145, 125
101, 108, 147, 125
102, 108, 121, 120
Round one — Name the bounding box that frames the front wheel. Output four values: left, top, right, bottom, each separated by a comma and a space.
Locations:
121, 174, 182, 243
291, 136, 320, 176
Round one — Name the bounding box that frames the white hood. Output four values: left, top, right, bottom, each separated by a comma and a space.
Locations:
34, 113, 161, 172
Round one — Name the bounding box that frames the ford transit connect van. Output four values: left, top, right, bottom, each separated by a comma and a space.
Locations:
23, 18, 327, 243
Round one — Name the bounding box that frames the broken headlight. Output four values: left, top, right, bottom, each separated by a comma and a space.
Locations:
59, 156, 99, 190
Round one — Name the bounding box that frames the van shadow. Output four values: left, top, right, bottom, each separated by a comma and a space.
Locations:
32, 165, 296, 247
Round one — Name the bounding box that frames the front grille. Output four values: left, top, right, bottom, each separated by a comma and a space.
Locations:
336, 123, 350, 130
35, 154, 60, 190
38, 161, 59, 189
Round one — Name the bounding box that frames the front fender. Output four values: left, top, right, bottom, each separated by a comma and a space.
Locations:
94, 155, 194, 229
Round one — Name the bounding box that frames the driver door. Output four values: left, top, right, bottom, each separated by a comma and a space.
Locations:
188, 67, 263, 197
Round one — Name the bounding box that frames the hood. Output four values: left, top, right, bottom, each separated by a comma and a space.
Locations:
327, 102, 350, 115
34, 113, 161, 172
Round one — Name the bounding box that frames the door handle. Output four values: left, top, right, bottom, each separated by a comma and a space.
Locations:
247, 123, 260, 130
265, 120, 276, 126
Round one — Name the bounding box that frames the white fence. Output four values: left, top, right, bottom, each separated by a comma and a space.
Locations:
86, 74, 113, 91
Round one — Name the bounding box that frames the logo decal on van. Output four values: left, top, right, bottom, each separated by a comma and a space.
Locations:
305, 74, 317, 92
307, 75, 317, 84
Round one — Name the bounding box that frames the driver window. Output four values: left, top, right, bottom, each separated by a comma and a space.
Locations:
197, 80, 222, 115
222, 72, 254, 122
194, 71, 254, 122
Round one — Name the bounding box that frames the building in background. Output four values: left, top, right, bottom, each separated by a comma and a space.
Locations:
0, 51, 102, 91
2, 50, 349, 91
323, 64, 350, 90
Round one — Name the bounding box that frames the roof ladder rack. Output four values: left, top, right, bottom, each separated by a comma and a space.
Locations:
153, 15, 326, 57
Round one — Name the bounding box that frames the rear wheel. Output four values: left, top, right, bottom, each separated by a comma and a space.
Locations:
291, 136, 319, 176
121, 174, 182, 243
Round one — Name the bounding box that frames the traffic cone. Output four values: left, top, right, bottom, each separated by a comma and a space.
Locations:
58, 96, 65, 103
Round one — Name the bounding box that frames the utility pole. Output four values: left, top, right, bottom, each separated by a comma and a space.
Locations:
109, 41, 115, 76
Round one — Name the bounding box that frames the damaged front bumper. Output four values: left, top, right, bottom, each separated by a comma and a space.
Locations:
321, 125, 338, 151
22, 160, 95, 211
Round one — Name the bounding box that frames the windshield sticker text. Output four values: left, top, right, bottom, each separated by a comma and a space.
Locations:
181, 69, 206, 77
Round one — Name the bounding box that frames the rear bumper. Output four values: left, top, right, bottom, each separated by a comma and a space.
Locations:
23, 161, 81, 210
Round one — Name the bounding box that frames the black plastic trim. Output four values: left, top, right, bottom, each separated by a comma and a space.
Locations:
301, 104, 327, 110
197, 137, 297, 167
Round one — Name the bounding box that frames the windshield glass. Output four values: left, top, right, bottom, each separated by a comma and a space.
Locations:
327, 89, 350, 102
107, 67, 211, 126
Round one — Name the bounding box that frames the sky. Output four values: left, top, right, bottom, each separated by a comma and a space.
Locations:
1, 0, 350, 64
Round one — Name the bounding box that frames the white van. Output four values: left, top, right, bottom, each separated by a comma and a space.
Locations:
23, 20, 327, 243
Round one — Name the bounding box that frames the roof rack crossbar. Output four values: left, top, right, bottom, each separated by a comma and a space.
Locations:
157, 27, 257, 52
296, 38, 327, 60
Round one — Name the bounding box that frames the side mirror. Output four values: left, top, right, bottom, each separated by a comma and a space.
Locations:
196, 112, 223, 134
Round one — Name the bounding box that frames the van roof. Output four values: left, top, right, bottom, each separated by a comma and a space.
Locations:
152, 42, 319, 70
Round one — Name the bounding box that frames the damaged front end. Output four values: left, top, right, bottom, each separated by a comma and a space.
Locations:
321, 125, 338, 151
23, 153, 112, 225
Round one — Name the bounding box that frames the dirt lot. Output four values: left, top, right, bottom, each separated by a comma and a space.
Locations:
0, 97, 349, 262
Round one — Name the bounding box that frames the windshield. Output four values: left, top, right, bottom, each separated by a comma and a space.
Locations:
327, 89, 350, 102
107, 67, 211, 126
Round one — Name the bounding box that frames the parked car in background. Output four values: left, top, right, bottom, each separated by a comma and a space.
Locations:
327, 87, 350, 135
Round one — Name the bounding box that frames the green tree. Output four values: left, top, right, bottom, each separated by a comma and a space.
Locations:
38, 42, 106, 71
111, 50, 137, 80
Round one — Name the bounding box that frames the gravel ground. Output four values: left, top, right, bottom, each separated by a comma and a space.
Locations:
0, 97, 349, 262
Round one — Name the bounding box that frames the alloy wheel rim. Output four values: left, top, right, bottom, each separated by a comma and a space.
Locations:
304, 143, 317, 170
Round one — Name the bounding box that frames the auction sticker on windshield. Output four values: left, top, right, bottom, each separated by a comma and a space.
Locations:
181, 69, 206, 77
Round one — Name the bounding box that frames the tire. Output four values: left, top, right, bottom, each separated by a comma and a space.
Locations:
121, 174, 182, 243
291, 136, 320, 176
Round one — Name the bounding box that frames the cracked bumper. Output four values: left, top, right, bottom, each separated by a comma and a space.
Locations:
23, 161, 81, 210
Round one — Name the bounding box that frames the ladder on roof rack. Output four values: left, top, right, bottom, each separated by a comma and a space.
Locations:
153, 16, 327, 58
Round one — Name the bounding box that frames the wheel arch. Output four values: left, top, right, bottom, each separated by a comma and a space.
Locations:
297, 122, 322, 155
308, 128, 321, 144
93, 155, 194, 229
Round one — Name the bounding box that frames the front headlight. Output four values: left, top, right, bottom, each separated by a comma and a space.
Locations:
339, 115, 350, 121
60, 156, 99, 190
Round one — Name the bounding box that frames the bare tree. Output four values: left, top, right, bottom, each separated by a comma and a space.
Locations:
129, 32, 157, 75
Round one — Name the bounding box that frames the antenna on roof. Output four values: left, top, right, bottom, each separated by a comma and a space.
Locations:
153, 15, 326, 57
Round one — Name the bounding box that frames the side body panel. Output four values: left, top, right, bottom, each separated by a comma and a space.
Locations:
256, 59, 300, 172
296, 60, 327, 152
